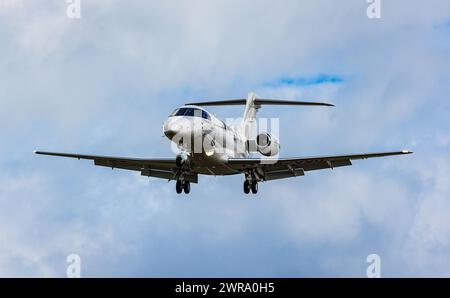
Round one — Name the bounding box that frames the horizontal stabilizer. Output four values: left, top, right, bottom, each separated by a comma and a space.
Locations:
186, 99, 334, 107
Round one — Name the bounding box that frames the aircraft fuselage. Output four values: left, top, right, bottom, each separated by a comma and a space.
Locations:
163, 105, 247, 176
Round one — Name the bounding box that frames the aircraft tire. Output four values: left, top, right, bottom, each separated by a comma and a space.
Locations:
251, 181, 258, 194
183, 181, 191, 194
244, 180, 250, 194
176, 180, 183, 194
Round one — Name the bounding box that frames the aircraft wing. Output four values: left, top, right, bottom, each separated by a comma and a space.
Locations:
227, 150, 412, 181
34, 151, 198, 183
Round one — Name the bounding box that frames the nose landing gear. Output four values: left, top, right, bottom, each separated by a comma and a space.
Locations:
176, 180, 191, 194
243, 180, 259, 195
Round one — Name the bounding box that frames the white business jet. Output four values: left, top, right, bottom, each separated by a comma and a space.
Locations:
35, 93, 412, 195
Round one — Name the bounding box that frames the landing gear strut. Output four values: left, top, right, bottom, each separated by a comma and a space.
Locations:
243, 180, 258, 194
176, 180, 191, 194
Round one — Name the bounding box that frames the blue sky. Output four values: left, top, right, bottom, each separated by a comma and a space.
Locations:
1, 0, 450, 277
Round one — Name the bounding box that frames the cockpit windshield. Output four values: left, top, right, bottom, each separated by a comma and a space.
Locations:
170, 108, 211, 120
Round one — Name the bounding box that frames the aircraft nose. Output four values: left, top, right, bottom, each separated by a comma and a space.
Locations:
164, 123, 179, 140
163, 118, 187, 140
164, 129, 176, 139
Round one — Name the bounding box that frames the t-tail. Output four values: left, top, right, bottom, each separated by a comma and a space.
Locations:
186, 92, 334, 139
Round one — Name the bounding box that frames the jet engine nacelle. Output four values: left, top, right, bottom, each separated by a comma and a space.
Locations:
256, 133, 280, 156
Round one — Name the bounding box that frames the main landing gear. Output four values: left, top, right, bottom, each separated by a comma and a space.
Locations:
176, 180, 191, 194
243, 180, 258, 194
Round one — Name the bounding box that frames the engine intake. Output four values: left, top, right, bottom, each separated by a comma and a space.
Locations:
256, 133, 280, 156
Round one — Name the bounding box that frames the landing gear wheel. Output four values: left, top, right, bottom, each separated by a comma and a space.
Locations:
176, 180, 183, 194
251, 181, 258, 194
243, 180, 250, 194
183, 181, 191, 194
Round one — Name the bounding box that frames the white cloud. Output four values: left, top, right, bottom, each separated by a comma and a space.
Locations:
0, 0, 450, 276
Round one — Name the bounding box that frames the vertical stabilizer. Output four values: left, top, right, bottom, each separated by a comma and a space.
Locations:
241, 92, 260, 140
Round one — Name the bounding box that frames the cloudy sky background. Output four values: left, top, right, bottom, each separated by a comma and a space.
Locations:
0, 0, 450, 277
